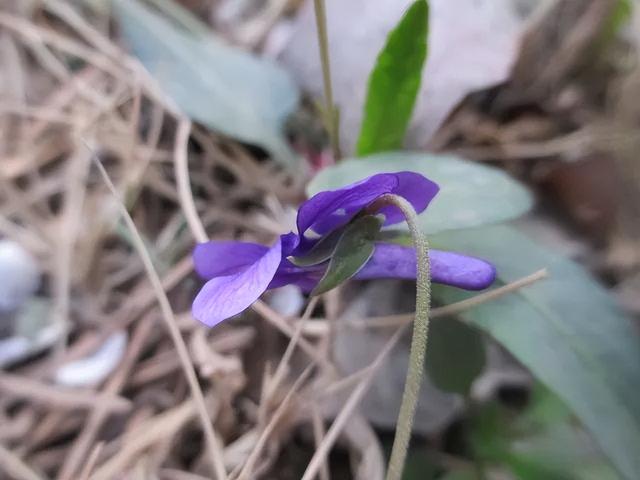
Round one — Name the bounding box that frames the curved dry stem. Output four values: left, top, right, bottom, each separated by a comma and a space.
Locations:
174, 118, 208, 243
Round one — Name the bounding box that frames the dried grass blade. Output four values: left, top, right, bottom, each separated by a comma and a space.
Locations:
300, 325, 407, 480
86, 142, 228, 480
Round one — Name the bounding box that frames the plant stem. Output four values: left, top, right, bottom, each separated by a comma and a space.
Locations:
312, 0, 341, 161
375, 194, 431, 480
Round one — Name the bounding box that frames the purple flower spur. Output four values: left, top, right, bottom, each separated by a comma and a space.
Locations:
192, 172, 496, 327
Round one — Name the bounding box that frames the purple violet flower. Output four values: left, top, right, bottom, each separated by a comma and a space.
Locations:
192, 172, 496, 327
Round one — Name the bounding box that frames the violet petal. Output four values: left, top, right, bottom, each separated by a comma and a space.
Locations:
297, 172, 439, 242
355, 243, 496, 290
268, 258, 323, 292
268, 270, 320, 293
192, 238, 282, 327
376, 172, 439, 226
193, 241, 269, 280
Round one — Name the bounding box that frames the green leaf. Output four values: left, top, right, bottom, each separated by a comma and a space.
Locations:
576, 463, 621, 480
438, 472, 476, 480
517, 384, 572, 428
289, 226, 345, 267
599, 0, 632, 48
356, 0, 429, 156
431, 225, 640, 480
112, 0, 299, 167
470, 386, 620, 480
425, 318, 486, 395
311, 215, 384, 296
307, 152, 532, 234
401, 448, 439, 480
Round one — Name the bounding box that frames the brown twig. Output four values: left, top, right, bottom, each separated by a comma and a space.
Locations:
88, 146, 229, 480
300, 326, 407, 480
0, 444, 44, 480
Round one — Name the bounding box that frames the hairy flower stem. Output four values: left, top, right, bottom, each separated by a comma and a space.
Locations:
373, 194, 431, 480
312, 0, 341, 161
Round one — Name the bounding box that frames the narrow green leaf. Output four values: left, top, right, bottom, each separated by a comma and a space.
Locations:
289, 226, 346, 267
307, 152, 532, 234
425, 318, 486, 395
356, 0, 429, 156
599, 0, 632, 48
431, 225, 640, 480
112, 0, 299, 167
311, 215, 384, 296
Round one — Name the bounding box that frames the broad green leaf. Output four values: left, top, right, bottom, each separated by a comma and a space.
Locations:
113, 0, 299, 167
307, 152, 532, 234
438, 471, 476, 480
400, 448, 439, 480
470, 386, 620, 480
577, 463, 621, 480
431, 225, 640, 480
356, 0, 429, 156
503, 450, 577, 480
425, 318, 486, 395
311, 215, 383, 296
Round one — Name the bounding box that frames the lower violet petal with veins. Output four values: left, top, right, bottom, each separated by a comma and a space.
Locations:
193, 241, 269, 279
192, 238, 282, 327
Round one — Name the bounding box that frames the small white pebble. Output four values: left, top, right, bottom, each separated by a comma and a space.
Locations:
55, 331, 128, 387
0, 302, 65, 368
0, 336, 31, 366
268, 285, 305, 317
0, 240, 40, 312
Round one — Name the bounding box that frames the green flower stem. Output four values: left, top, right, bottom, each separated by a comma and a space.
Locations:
312, 0, 341, 161
372, 194, 432, 480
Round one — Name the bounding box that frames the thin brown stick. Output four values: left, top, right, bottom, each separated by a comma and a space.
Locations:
447, 129, 640, 162
0, 444, 44, 480
432, 268, 548, 317
0, 13, 126, 80
315, 367, 370, 400
311, 404, 331, 480
53, 146, 91, 351
42, 0, 124, 61
237, 365, 315, 480
57, 317, 155, 479
0, 103, 76, 124
88, 144, 228, 480
300, 326, 407, 480
0, 374, 131, 413
252, 300, 335, 373
160, 469, 212, 480
268, 297, 319, 398
77, 442, 104, 480
90, 401, 197, 480
346, 269, 549, 329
